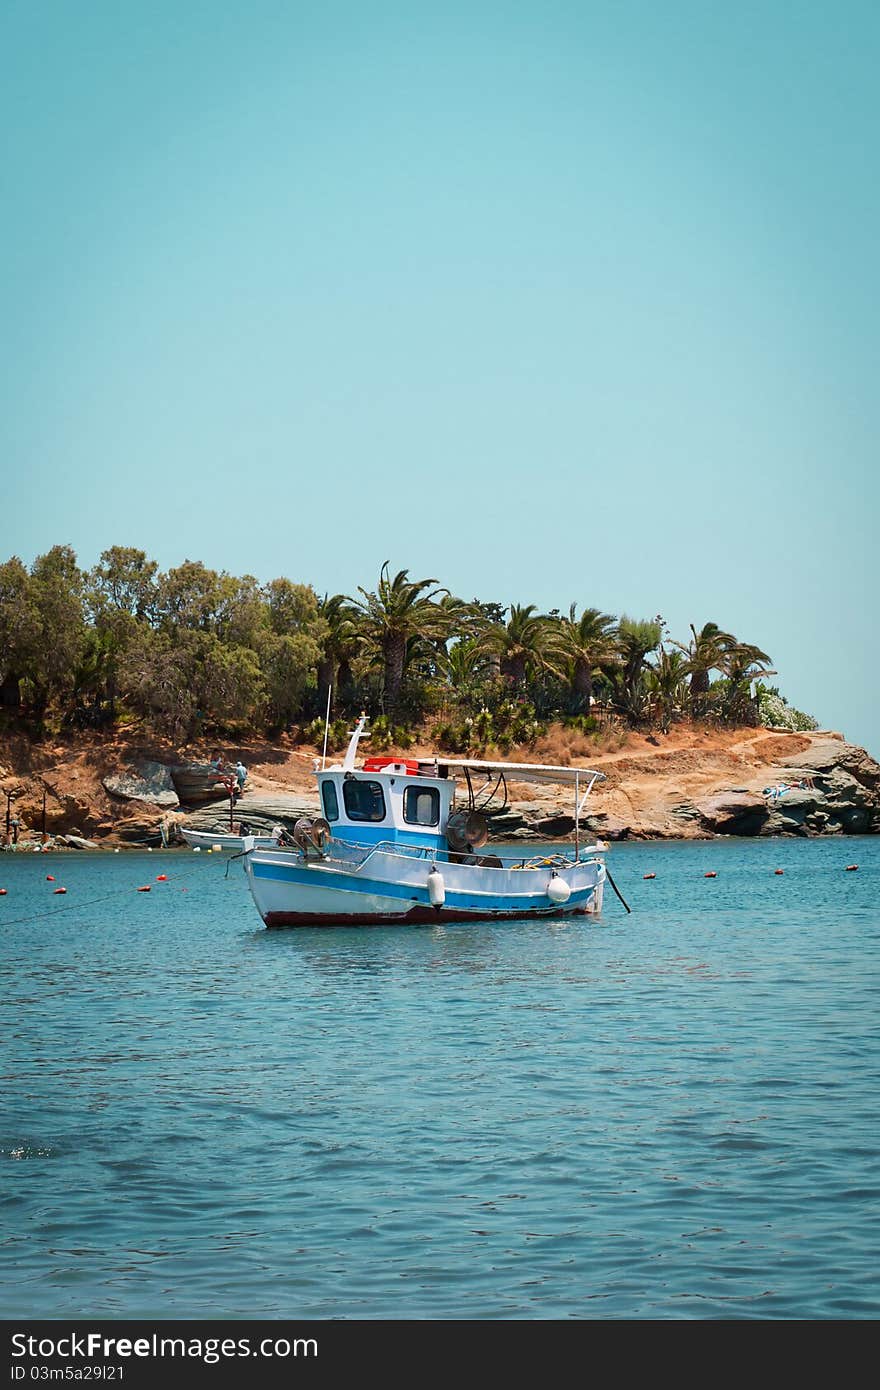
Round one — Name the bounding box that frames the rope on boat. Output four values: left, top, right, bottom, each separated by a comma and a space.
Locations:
604, 865, 631, 914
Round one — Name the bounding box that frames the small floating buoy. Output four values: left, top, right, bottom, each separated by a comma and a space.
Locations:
0, 888, 7, 895
643, 873, 656, 880
704, 872, 717, 878
845, 864, 858, 872
547, 872, 571, 904
774, 869, 784, 875
53, 887, 67, 895
427, 866, 446, 907
156, 874, 168, 881
137, 885, 151, 892
46, 875, 55, 882
192, 847, 201, 852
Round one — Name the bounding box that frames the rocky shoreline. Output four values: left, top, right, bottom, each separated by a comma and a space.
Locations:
1, 726, 878, 849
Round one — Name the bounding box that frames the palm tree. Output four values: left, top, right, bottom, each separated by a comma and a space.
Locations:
415, 593, 476, 684
673, 622, 736, 713
351, 563, 452, 712
646, 647, 689, 733
477, 604, 564, 686
718, 641, 775, 726
557, 605, 618, 711
615, 616, 663, 723
316, 593, 359, 713
439, 636, 494, 705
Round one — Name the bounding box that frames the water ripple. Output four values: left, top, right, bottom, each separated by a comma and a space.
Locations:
1, 839, 879, 1317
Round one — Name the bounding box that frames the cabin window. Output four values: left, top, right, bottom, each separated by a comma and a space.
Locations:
342, 778, 387, 822
321, 780, 339, 822
403, 785, 440, 827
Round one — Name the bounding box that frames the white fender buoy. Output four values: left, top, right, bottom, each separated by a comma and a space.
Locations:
547, 873, 571, 905
427, 867, 446, 908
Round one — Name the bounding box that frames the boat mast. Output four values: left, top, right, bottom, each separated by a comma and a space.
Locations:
321, 685, 332, 770
342, 715, 369, 772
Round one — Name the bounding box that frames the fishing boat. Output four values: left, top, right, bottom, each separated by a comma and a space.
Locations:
241, 717, 608, 928
180, 826, 281, 852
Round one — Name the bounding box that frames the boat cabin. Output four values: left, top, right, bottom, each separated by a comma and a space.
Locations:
313, 716, 605, 859
316, 759, 455, 850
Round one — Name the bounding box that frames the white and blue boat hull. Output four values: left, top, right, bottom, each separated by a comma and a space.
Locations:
243, 843, 606, 928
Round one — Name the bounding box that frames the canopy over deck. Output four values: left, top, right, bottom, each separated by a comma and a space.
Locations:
435, 758, 605, 789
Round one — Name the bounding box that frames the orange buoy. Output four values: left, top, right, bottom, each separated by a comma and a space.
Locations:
774, 869, 784, 875
137, 885, 151, 892
643, 873, 656, 880
53, 887, 67, 895
845, 864, 858, 872
704, 872, 717, 878
156, 874, 168, 882
46, 875, 55, 882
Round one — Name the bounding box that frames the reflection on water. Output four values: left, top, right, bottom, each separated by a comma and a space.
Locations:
1, 838, 879, 1318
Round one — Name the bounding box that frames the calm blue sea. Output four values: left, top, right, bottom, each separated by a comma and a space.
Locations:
1, 837, 878, 1320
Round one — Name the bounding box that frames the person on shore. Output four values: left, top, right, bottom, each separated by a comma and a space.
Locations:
235, 760, 247, 794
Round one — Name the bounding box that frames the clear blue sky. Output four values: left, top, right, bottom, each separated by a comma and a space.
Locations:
2, 1, 877, 750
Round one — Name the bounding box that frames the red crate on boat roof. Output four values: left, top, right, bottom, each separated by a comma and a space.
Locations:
361, 757, 421, 774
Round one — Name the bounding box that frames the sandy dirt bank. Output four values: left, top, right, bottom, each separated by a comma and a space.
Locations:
1, 722, 878, 847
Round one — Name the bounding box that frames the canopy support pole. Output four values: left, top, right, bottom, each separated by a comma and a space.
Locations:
575, 771, 580, 859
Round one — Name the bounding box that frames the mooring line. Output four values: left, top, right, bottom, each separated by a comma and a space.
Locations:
0, 859, 224, 929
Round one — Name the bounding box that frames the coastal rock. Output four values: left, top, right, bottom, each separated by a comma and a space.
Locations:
697, 792, 770, 836
179, 795, 318, 838
753, 740, 880, 835
59, 834, 100, 850
581, 812, 633, 841
13, 780, 100, 837
102, 762, 179, 809
483, 809, 527, 834
115, 817, 166, 846
532, 812, 576, 837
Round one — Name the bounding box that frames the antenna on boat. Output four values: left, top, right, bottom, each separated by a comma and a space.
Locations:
321, 685, 332, 771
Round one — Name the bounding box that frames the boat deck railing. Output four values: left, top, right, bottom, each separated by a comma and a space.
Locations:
313, 838, 604, 873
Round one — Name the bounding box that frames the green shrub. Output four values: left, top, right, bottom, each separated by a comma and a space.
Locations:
436, 718, 475, 753
368, 715, 415, 751
562, 713, 599, 735
757, 685, 818, 732
302, 715, 350, 752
